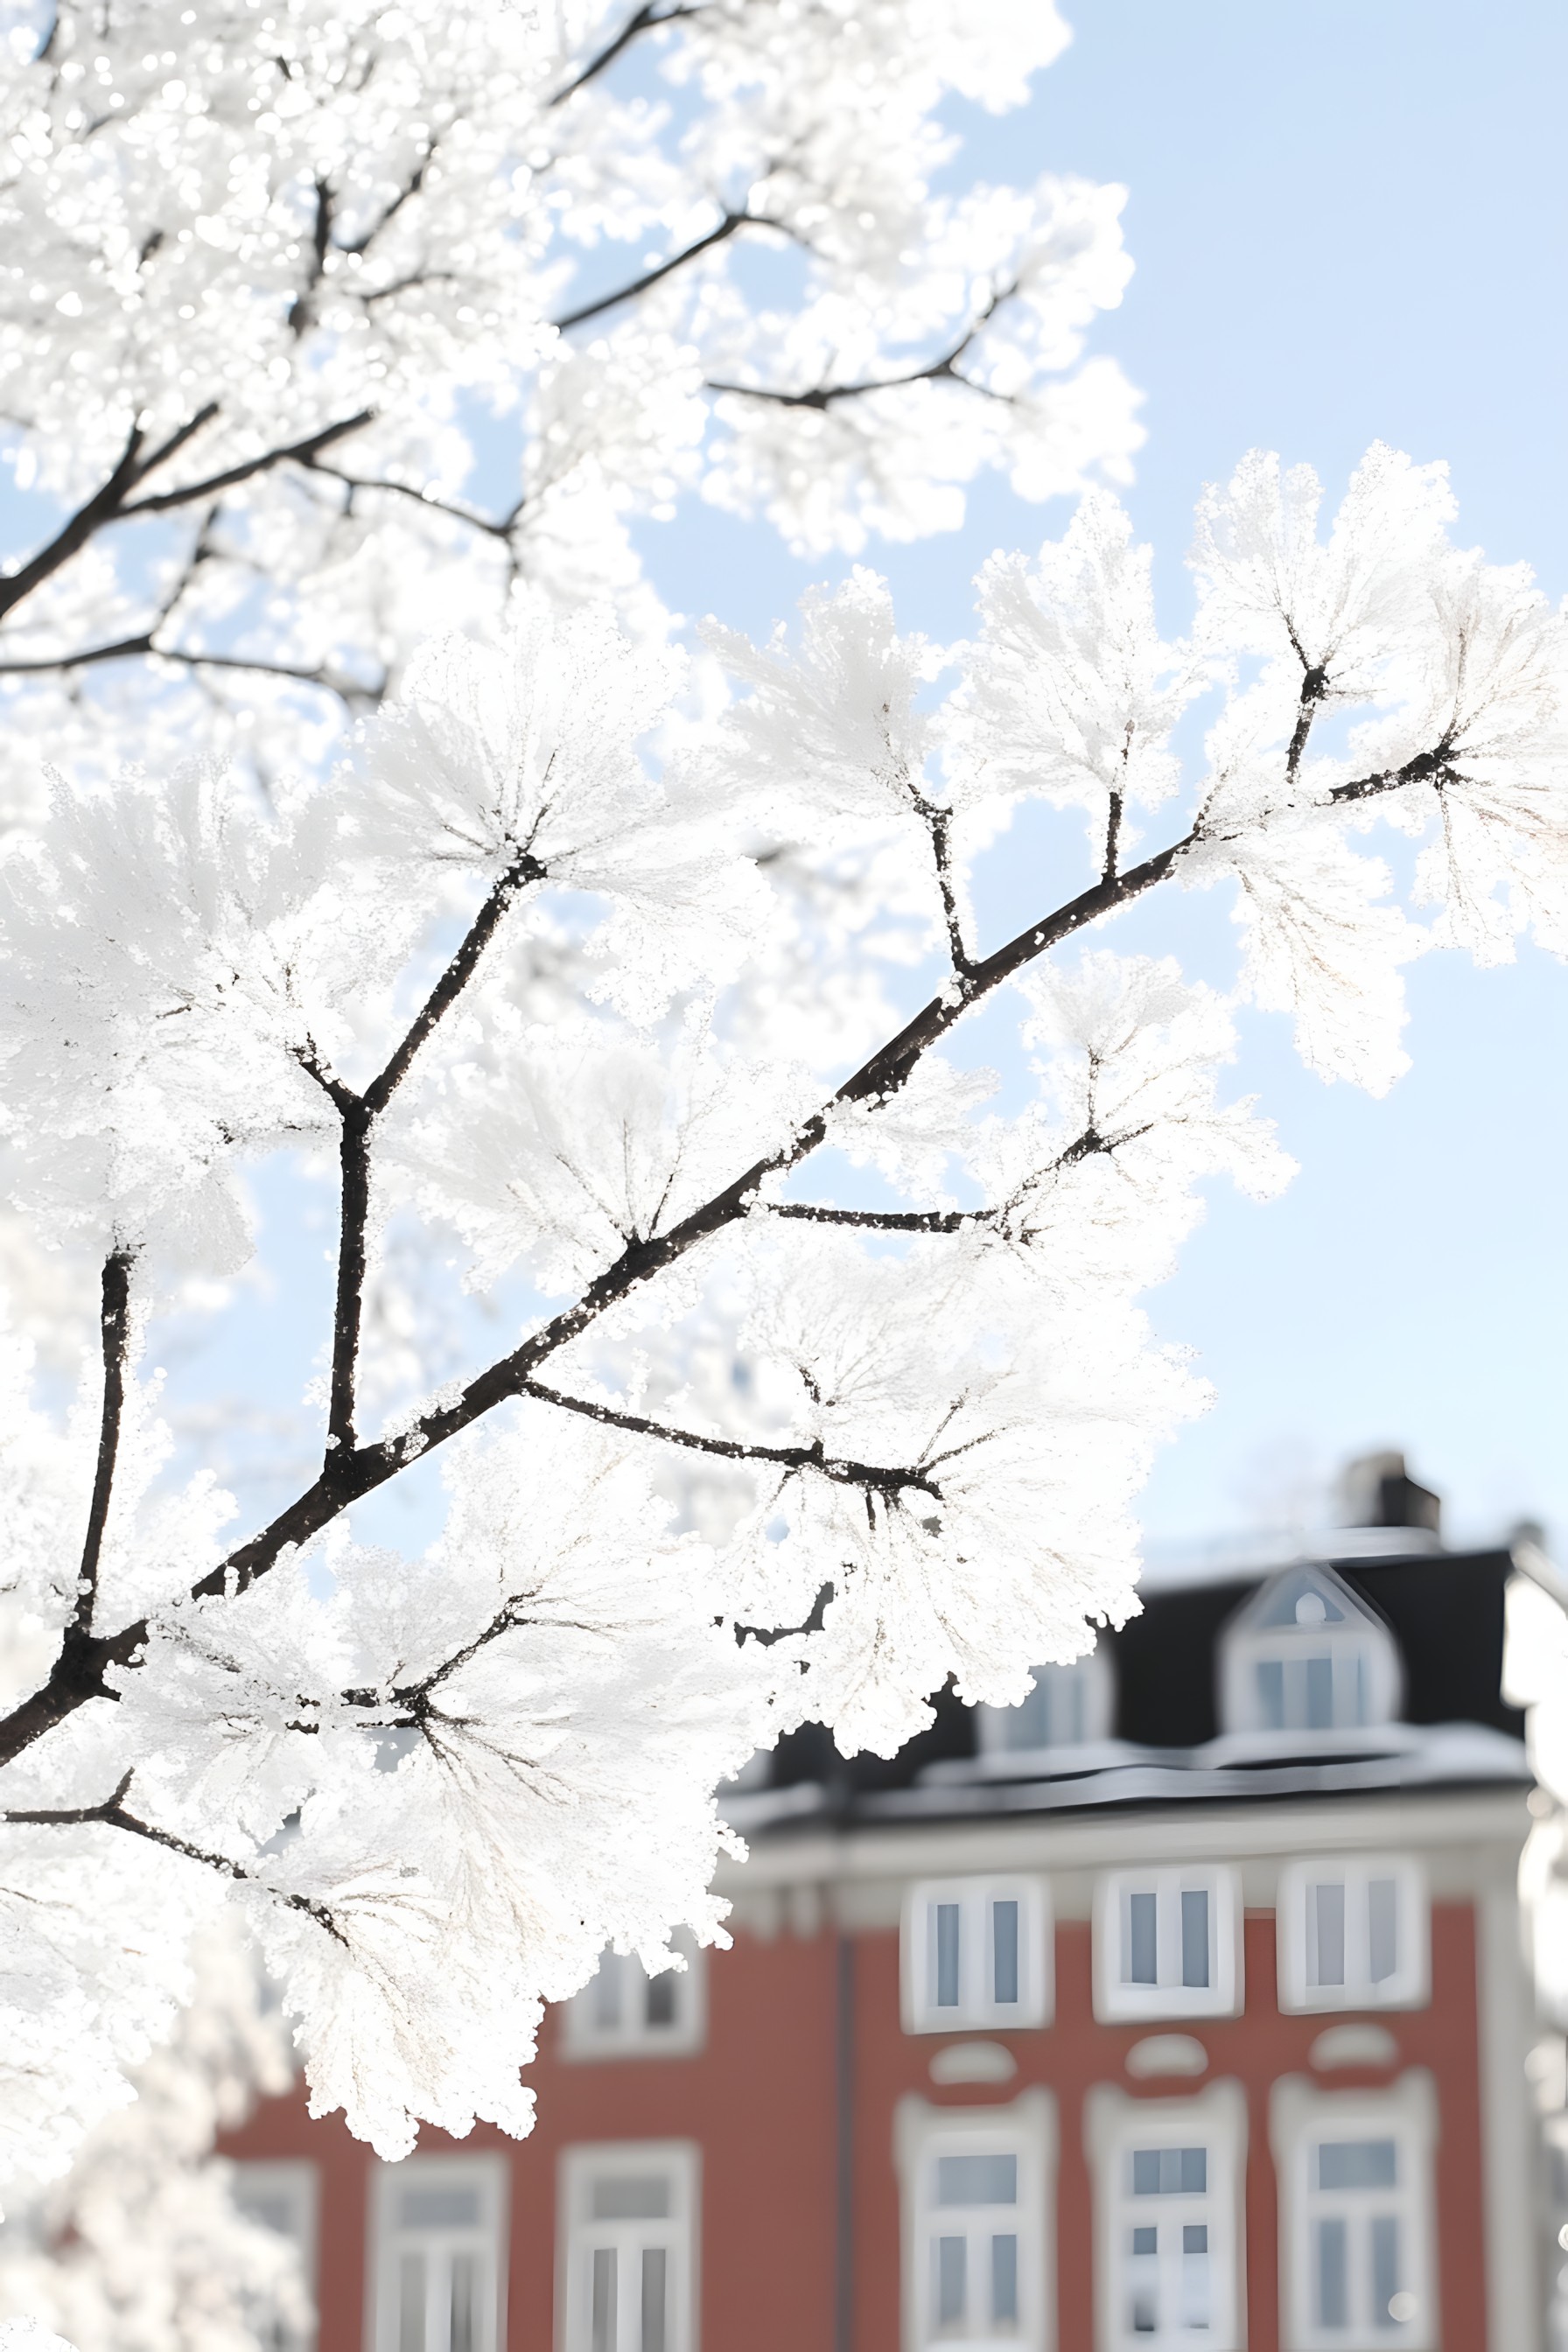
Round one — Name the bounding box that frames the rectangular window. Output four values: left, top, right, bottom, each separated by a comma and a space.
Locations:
1272, 2076, 1437, 2350
897, 2091, 1054, 2352
559, 2146, 696, 2352
903, 1879, 1052, 2034
231, 2160, 318, 2352
370, 2159, 506, 2352
1277, 1859, 1429, 2014
562, 1939, 705, 2060
1086, 2082, 1246, 2351
1094, 1869, 1242, 2022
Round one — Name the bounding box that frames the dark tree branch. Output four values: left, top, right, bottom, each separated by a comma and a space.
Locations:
0, 635, 379, 703
768, 1202, 986, 1234
706, 283, 1014, 414
523, 1377, 942, 1501
303, 844, 549, 1462
0, 407, 217, 624
303, 460, 517, 539
553, 210, 754, 332
914, 793, 971, 974
0, 743, 1452, 1769
1104, 789, 1124, 884
4, 1770, 343, 1941
69, 1251, 135, 1644
118, 410, 374, 516
548, 1, 701, 107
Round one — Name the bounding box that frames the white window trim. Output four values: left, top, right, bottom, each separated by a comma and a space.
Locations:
561, 1936, 707, 2062
1270, 2070, 1438, 2352
230, 2159, 318, 2349
977, 1651, 1116, 1761
1219, 1567, 1403, 1742
556, 2140, 699, 2352
1276, 1857, 1431, 2014
902, 1876, 1054, 2034
367, 2152, 508, 2352
1084, 2079, 1248, 2352
1092, 1867, 1243, 2024
895, 2090, 1057, 2352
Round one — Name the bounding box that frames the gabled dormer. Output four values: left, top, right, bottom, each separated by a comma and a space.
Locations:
1218, 1563, 1403, 1740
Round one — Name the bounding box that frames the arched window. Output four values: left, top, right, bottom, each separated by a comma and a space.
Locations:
977, 1648, 1116, 1759
1220, 1566, 1402, 1740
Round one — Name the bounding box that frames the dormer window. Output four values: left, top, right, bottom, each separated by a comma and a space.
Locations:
1220, 1566, 1401, 1740
978, 1648, 1116, 1758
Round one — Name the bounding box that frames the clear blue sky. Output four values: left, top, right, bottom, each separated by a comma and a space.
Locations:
636, 1, 1568, 1558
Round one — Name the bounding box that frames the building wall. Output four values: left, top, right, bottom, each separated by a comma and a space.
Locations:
222, 1888, 1494, 2349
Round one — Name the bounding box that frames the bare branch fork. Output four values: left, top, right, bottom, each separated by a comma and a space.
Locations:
3, 1768, 344, 1941
0, 678, 1457, 1771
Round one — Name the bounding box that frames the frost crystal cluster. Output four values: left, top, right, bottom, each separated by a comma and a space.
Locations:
0, 0, 1135, 796
0, 438, 1564, 2199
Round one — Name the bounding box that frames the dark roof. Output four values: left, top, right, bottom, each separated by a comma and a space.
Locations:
738, 1542, 1534, 1836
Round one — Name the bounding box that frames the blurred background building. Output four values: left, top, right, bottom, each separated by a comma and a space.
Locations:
220, 1454, 1568, 2351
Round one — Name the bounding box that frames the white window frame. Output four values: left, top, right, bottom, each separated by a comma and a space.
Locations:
895, 2090, 1056, 2352
1270, 2072, 1438, 2351
1220, 1567, 1403, 1741
1084, 2080, 1247, 2352
902, 1876, 1053, 2034
1276, 1858, 1430, 2014
1093, 1867, 1242, 2023
231, 2159, 318, 2351
977, 1651, 1116, 1760
557, 2141, 698, 2352
368, 2153, 508, 2352
562, 1936, 706, 2062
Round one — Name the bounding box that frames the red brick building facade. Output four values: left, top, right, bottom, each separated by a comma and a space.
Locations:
222, 1532, 1562, 2352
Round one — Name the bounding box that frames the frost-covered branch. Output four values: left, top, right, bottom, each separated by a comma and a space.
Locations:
523, 1376, 942, 1502
549, 0, 701, 108
69, 1252, 134, 1645
2, 440, 1562, 2197
4, 1772, 344, 1942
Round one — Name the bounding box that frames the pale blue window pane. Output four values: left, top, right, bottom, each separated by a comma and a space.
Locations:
1128, 1891, 1158, 1984
592, 2178, 669, 2222
1306, 1654, 1334, 1728
1315, 2218, 1348, 2328
449, 2253, 477, 2352
1368, 1880, 1400, 1984
1320, 2139, 1397, 2192
990, 2233, 1018, 2324
640, 2247, 667, 2352
1128, 2229, 1158, 2335
401, 2188, 480, 2229
591, 2250, 616, 2352
1312, 1881, 1347, 1988
397, 2254, 426, 2352
1180, 1889, 1210, 1988
1132, 2148, 1206, 2195
1257, 1658, 1285, 1729
592, 1953, 622, 2031
1372, 2216, 1403, 2328
937, 2155, 1017, 2207
1180, 2222, 1210, 2330
935, 2236, 966, 2327
935, 1905, 961, 2008
992, 1901, 1019, 2006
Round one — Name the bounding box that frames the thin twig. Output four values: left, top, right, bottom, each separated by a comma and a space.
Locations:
70, 1250, 135, 1643
4, 1770, 344, 1941
548, 1, 700, 107
553, 210, 754, 332
523, 1376, 942, 1500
